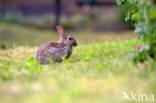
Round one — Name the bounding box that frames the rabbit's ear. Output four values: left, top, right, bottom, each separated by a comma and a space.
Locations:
56, 25, 65, 35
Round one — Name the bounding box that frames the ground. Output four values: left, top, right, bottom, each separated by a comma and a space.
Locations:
0, 23, 155, 103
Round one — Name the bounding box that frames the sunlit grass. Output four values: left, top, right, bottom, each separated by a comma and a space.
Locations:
0, 24, 155, 103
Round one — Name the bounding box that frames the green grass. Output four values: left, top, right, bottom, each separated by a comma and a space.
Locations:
0, 24, 156, 103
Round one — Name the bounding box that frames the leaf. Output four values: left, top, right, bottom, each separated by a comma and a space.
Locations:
132, 12, 141, 21
125, 16, 130, 22
116, 0, 126, 5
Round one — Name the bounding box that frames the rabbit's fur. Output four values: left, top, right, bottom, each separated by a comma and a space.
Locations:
35, 26, 77, 64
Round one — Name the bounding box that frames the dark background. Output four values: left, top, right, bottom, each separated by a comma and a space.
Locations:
0, 0, 131, 31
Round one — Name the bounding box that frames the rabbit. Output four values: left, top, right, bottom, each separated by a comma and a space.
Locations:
34, 25, 77, 64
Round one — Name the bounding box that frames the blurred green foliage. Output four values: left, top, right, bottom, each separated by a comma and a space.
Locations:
25, 57, 43, 72
0, 13, 54, 29
0, 13, 92, 30
117, 0, 156, 68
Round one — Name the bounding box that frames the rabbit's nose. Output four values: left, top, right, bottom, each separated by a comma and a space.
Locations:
73, 41, 77, 46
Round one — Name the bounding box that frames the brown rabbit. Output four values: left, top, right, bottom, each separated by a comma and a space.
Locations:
34, 26, 77, 64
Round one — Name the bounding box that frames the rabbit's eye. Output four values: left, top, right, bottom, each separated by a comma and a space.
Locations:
68, 37, 72, 40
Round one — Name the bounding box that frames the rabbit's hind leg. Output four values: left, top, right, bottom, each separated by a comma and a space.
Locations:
40, 59, 50, 64
51, 55, 62, 63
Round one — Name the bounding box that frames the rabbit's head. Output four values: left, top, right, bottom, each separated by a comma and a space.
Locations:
57, 26, 77, 47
